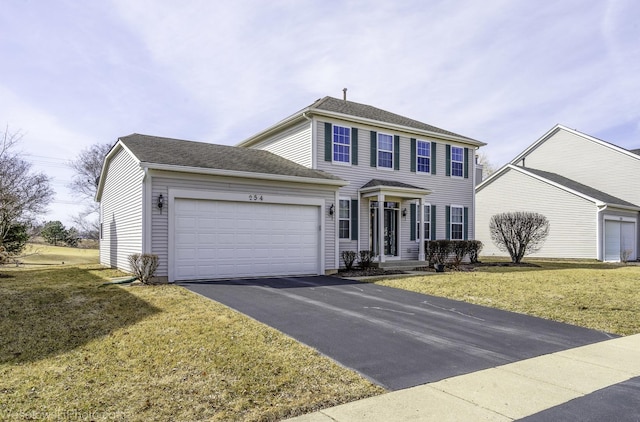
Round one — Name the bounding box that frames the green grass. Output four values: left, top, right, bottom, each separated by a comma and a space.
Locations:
18, 243, 99, 266
0, 264, 382, 421
374, 260, 640, 336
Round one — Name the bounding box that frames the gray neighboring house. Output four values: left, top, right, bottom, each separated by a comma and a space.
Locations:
97, 96, 485, 281
476, 125, 640, 261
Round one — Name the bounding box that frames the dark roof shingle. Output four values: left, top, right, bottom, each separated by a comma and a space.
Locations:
361, 179, 425, 190
311, 96, 480, 143
119, 134, 341, 181
522, 167, 639, 208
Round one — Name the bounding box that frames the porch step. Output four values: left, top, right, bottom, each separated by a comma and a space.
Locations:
375, 260, 429, 270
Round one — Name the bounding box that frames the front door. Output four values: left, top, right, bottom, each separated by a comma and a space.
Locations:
370, 201, 399, 257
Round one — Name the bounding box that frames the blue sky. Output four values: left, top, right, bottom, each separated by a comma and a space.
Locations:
1, 0, 639, 226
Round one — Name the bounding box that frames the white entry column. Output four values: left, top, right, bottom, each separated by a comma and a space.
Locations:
377, 193, 385, 263
418, 197, 425, 261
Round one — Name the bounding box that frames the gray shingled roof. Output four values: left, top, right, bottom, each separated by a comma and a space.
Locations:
361, 179, 425, 190
522, 167, 639, 208
630, 148, 640, 156
119, 134, 342, 181
311, 96, 480, 143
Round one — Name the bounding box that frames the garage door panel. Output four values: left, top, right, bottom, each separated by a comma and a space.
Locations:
174, 199, 320, 280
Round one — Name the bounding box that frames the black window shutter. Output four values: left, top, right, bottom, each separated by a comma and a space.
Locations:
464, 147, 469, 179
370, 131, 377, 167
394, 135, 400, 170
445, 205, 451, 240
463, 207, 469, 240
446, 144, 451, 176
410, 138, 416, 173
431, 141, 437, 174
324, 122, 332, 162
410, 203, 416, 241
430, 205, 436, 240
351, 199, 359, 240
351, 128, 358, 165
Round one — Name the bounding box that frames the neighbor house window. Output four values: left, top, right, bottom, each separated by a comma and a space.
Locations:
333, 125, 351, 163
451, 146, 463, 177
417, 140, 430, 173
378, 133, 393, 169
339, 199, 350, 239
416, 204, 431, 241
450, 206, 463, 240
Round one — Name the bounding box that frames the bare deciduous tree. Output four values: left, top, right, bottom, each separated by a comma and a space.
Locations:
67, 143, 112, 239
0, 126, 54, 251
489, 211, 550, 263
477, 151, 497, 180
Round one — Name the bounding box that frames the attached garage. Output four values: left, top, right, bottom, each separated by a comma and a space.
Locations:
173, 198, 320, 280
97, 134, 346, 283
604, 219, 637, 262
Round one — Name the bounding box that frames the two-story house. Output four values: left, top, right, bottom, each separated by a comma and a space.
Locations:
476, 125, 640, 262
96, 96, 484, 282
238, 96, 485, 265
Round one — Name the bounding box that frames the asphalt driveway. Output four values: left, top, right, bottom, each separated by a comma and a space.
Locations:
180, 276, 615, 391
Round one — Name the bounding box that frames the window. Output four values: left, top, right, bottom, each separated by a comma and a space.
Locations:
339, 199, 350, 239
450, 206, 463, 240
417, 140, 430, 173
378, 133, 393, 169
451, 146, 463, 177
333, 125, 350, 163
416, 204, 431, 241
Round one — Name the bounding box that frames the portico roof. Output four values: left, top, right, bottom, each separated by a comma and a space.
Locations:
360, 179, 431, 198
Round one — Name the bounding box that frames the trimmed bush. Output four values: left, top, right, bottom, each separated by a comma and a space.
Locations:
341, 251, 357, 270
128, 254, 160, 284
430, 240, 452, 266
468, 240, 483, 264
358, 250, 373, 269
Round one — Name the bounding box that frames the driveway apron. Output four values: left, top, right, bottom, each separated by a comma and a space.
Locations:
180, 276, 615, 391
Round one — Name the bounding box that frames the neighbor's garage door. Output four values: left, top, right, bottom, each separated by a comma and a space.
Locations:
174, 199, 319, 280
604, 220, 636, 262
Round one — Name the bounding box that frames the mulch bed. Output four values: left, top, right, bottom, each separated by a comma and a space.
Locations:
335, 268, 408, 278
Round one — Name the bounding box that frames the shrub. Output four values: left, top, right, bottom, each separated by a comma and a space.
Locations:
425, 241, 436, 267
3, 223, 29, 255
431, 240, 452, 266
490, 211, 549, 263
450, 241, 468, 269
0, 246, 9, 266
358, 250, 373, 269
468, 240, 483, 264
128, 254, 160, 284
341, 251, 357, 270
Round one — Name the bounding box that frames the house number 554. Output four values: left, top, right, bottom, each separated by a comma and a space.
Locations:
249, 194, 263, 201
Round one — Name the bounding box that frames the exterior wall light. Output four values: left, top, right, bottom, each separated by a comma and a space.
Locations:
329, 203, 335, 216
402, 208, 407, 218
157, 194, 164, 214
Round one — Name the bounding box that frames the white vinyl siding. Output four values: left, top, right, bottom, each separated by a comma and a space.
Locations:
149, 171, 337, 277
250, 120, 313, 168
476, 167, 597, 259
316, 119, 477, 260
521, 128, 640, 208
99, 147, 145, 271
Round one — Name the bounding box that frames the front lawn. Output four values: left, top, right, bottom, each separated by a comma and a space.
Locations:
374, 260, 640, 336
0, 265, 382, 421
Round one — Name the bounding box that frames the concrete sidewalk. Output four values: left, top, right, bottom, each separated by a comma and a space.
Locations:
286, 334, 640, 421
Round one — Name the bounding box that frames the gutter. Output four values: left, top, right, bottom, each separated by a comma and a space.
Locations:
140, 162, 349, 187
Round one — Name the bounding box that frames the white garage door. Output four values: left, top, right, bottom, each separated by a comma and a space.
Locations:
174, 199, 320, 280
604, 220, 637, 262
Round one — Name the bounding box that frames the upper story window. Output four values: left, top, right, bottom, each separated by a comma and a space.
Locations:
451, 146, 464, 177
417, 140, 431, 173
338, 199, 350, 239
333, 125, 351, 164
416, 204, 431, 241
450, 206, 463, 240
378, 133, 393, 169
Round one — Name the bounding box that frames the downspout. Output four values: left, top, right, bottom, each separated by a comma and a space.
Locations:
142, 167, 152, 254
357, 189, 362, 257
472, 147, 477, 240
596, 204, 608, 261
